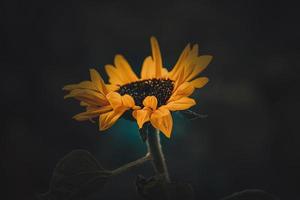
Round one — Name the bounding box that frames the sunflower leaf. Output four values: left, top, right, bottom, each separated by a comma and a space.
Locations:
180, 110, 207, 120
37, 150, 112, 200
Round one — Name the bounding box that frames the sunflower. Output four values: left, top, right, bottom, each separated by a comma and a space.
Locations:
63, 37, 212, 138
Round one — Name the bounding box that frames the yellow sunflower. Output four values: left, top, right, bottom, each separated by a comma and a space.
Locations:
63, 37, 212, 138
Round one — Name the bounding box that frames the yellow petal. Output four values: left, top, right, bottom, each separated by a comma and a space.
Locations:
63, 81, 97, 91
190, 77, 209, 88
99, 110, 125, 131
179, 45, 200, 83
150, 107, 173, 138
190, 44, 199, 58
173, 66, 186, 90
141, 56, 155, 79
183, 56, 198, 83
162, 68, 169, 78
169, 82, 195, 102
186, 55, 212, 81
64, 89, 108, 106
73, 105, 112, 121
165, 97, 196, 111
133, 108, 151, 128
150, 36, 162, 77
143, 96, 158, 110
121, 94, 136, 108
106, 84, 119, 92
105, 64, 125, 85
169, 43, 191, 80
106, 92, 123, 110
80, 101, 89, 106
114, 55, 138, 83
89, 69, 108, 94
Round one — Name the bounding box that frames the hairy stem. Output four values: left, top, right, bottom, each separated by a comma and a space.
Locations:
146, 125, 170, 183
111, 153, 151, 175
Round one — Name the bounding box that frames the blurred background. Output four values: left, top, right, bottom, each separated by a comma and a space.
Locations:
1, 0, 299, 199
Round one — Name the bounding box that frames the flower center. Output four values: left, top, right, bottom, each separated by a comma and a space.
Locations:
117, 78, 174, 107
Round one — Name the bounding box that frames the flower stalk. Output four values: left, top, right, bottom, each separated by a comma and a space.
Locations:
146, 125, 170, 183
112, 153, 151, 176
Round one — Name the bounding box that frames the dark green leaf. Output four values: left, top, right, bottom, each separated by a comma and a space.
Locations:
180, 110, 207, 120
38, 150, 112, 200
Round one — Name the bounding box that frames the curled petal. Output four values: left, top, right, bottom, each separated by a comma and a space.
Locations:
133, 108, 151, 128
143, 96, 158, 110
150, 107, 173, 138
121, 94, 136, 108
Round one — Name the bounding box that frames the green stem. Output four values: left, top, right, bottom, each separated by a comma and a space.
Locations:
111, 153, 151, 175
146, 125, 170, 183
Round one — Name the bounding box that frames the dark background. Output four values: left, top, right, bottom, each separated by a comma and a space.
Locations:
1, 0, 299, 199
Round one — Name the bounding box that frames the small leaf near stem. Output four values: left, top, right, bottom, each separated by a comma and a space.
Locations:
180, 110, 207, 120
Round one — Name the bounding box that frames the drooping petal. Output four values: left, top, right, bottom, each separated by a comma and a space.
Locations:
190, 77, 209, 88
73, 105, 112, 121
133, 108, 151, 128
114, 55, 138, 83
150, 36, 162, 77
99, 110, 125, 131
150, 107, 173, 138
141, 56, 155, 79
89, 69, 108, 94
165, 97, 196, 111
121, 94, 136, 108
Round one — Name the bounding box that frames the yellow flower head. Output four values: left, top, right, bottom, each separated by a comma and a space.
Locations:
63, 37, 212, 138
